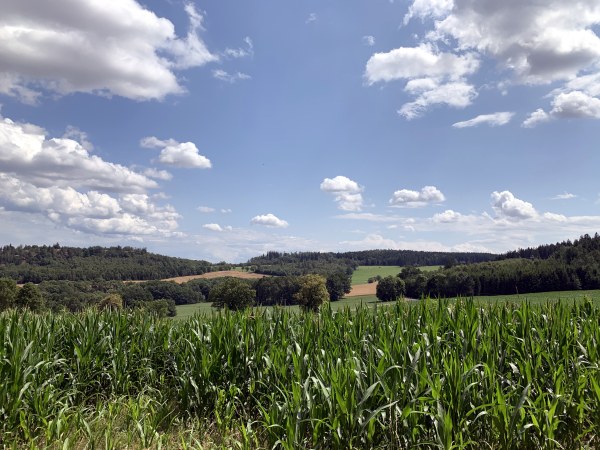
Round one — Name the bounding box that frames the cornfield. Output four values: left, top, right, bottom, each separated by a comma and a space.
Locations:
2, 298, 600, 449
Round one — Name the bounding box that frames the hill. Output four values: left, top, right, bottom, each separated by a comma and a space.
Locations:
0, 244, 214, 283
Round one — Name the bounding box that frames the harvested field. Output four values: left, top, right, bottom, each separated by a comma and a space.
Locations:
347, 282, 376, 297
162, 270, 267, 284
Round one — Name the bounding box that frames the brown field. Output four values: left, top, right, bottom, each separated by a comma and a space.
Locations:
347, 282, 376, 297
161, 270, 267, 284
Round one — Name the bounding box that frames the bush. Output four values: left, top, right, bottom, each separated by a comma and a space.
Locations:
209, 278, 256, 310
376, 276, 405, 302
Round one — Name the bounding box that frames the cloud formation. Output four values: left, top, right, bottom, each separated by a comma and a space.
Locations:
370, 0, 600, 121
212, 69, 251, 83
320, 176, 364, 211
251, 213, 289, 228
453, 112, 514, 128
0, 114, 180, 237
141, 136, 211, 169
491, 191, 538, 220
0, 0, 217, 103
389, 185, 445, 207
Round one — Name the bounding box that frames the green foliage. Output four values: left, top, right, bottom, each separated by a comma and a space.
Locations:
0, 277, 17, 310
209, 277, 256, 310
98, 293, 123, 310
376, 276, 405, 302
294, 274, 329, 312
254, 275, 300, 306
4, 300, 600, 448
0, 244, 212, 283
325, 272, 352, 301
15, 283, 45, 311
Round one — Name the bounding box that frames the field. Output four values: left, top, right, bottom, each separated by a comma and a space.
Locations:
175, 289, 600, 318
350, 265, 403, 284
4, 297, 600, 449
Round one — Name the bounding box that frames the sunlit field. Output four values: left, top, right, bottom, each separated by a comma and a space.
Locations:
4, 296, 600, 449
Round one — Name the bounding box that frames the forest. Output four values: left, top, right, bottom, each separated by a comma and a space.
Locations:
0, 244, 215, 283
247, 248, 495, 275
398, 233, 600, 298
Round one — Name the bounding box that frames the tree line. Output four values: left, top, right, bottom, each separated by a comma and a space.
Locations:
0, 244, 214, 283
397, 234, 600, 298
247, 249, 496, 276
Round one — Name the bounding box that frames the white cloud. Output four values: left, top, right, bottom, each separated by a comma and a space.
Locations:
197, 206, 215, 213
143, 168, 172, 181
320, 176, 364, 211
0, 1, 218, 103
306, 13, 317, 24
403, 0, 453, 24
141, 136, 211, 169
0, 114, 181, 237
375, 0, 600, 119
399, 79, 477, 119
223, 37, 254, 59
203, 223, 224, 232
251, 213, 289, 228
524, 91, 600, 126
452, 112, 514, 128
363, 35, 376, 46
389, 185, 445, 207
552, 192, 577, 200
0, 116, 157, 193
221, 208, 232, 214
365, 44, 479, 84
432, 209, 466, 223
522, 108, 551, 128
212, 69, 251, 83
491, 191, 538, 220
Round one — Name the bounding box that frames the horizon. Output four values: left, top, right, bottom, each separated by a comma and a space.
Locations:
1, 0, 599, 263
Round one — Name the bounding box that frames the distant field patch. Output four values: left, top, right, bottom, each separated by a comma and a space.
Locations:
162, 270, 266, 284
471, 289, 600, 305
351, 266, 402, 285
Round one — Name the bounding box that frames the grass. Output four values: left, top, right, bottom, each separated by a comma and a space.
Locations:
351, 265, 442, 285
176, 289, 600, 318
175, 295, 381, 319
351, 265, 403, 284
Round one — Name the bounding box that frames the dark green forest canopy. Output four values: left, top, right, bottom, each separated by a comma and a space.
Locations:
0, 244, 213, 283
247, 249, 497, 276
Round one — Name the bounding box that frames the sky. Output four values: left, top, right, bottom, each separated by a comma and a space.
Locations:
0, 0, 600, 262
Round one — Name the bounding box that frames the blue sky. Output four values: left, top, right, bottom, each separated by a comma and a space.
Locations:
1, 0, 600, 262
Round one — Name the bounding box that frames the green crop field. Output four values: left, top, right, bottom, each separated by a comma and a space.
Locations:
351, 265, 441, 285
4, 298, 600, 449
351, 265, 403, 284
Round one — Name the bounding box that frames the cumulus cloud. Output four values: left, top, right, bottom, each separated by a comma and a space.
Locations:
320, 176, 364, 211
371, 0, 600, 120
365, 44, 479, 84
0, 114, 180, 237
389, 185, 445, 207
251, 213, 289, 228
0, 116, 157, 192
491, 191, 538, 220
452, 112, 514, 128
143, 168, 172, 181
203, 223, 224, 232
524, 91, 600, 126
0, 0, 218, 103
212, 69, 251, 83
141, 136, 211, 169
